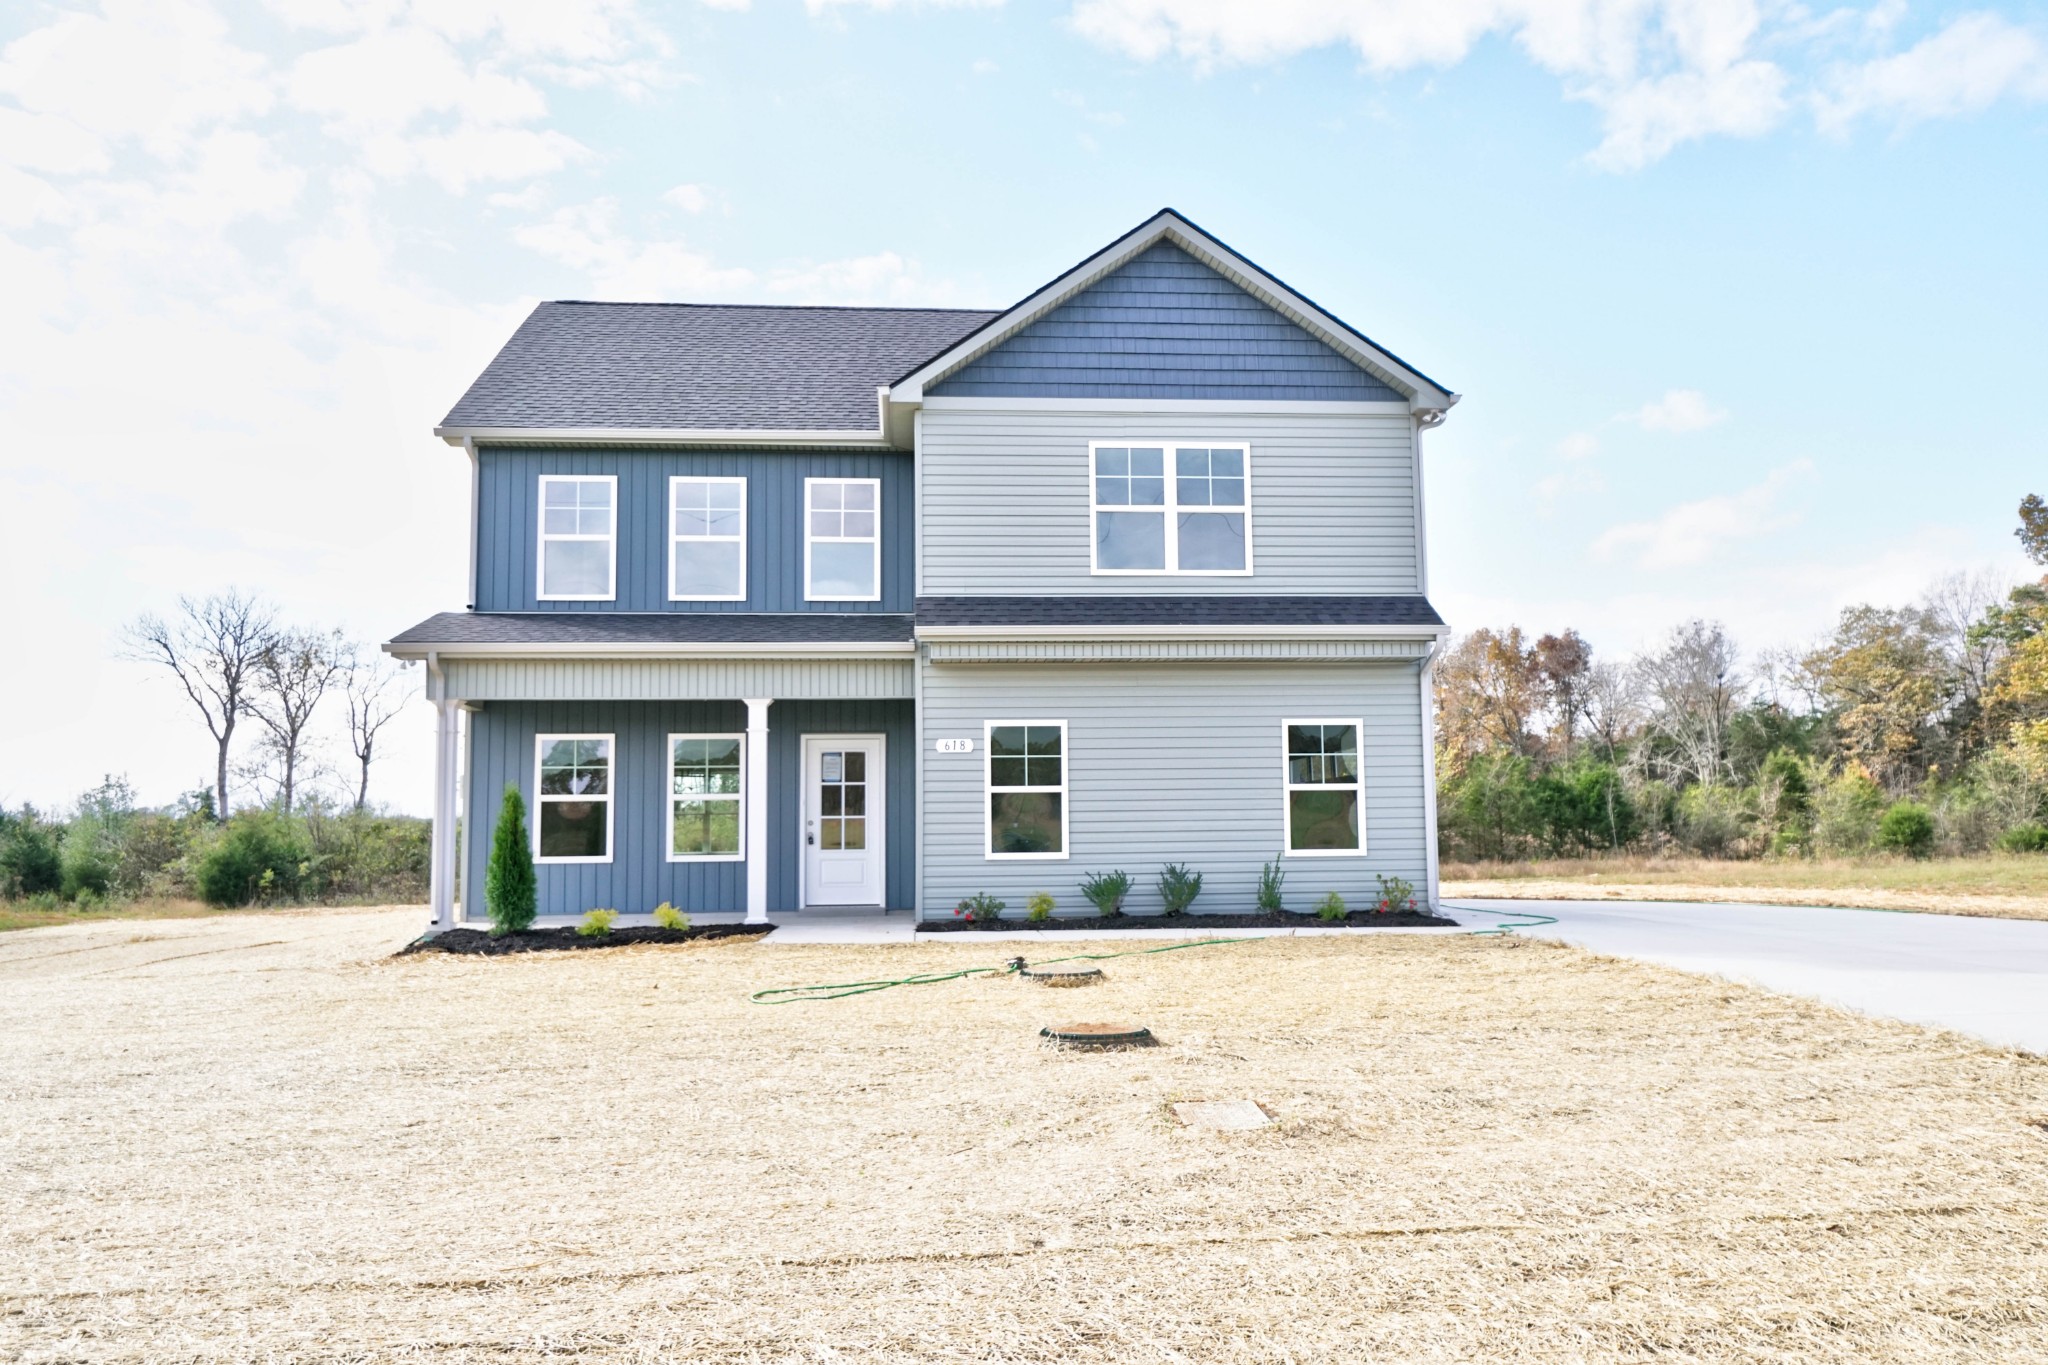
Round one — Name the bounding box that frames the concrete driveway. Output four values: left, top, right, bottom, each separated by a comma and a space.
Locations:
1446, 898, 2048, 1054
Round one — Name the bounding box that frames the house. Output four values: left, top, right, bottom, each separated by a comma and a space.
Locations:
384, 209, 1457, 928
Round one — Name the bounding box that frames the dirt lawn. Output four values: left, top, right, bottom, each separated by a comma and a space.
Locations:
4, 909, 2047, 1362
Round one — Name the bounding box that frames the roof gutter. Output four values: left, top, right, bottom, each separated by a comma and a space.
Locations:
912, 623, 1450, 641
383, 640, 917, 661
434, 424, 897, 449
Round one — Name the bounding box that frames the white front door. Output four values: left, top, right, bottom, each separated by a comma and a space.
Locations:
802, 736, 885, 907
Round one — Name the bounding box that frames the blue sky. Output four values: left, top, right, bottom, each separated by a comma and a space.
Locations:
1, 0, 2043, 814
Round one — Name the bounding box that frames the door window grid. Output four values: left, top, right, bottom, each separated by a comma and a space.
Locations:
816, 748, 868, 851
1283, 720, 1364, 855
669, 734, 743, 861
534, 734, 613, 863
986, 721, 1067, 859
668, 477, 747, 601
537, 476, 616, 600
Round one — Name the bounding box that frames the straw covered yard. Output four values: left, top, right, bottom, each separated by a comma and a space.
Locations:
3, 907, 2046, 1362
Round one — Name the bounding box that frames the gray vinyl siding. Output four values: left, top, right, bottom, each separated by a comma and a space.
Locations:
919, 407, 1420, 596
927, 243, 1401, 401
443, 656, 912, 701
464, 698, 914, 918
473, 447, 912, 613
917, 661, 1429, 920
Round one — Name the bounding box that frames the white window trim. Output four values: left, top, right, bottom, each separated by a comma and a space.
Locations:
532, 732, 615, 865
536, 474, 619, 602
984, 719, 1069, 862
1087, 440, 1254, 577
803, 475, 883, 603
666, 475, 747, 603
1281, 717, 1367, 857
666, 732, 746, 863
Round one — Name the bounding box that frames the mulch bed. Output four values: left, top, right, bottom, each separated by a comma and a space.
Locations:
399, 924, 773, 956
921, 910, 1459, 932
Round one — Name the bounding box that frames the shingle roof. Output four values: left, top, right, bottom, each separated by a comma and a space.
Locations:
440, 303, 999, 433
914, 596, 1446, 629
388, 612, 915, 648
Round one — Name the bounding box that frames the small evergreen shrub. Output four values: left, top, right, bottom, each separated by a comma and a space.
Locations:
1026, 891, 1055, 922
577, 908, 617, 937
1314, 891, 1347, 921
1996, 822, 2048, 854
1375, 873, 1419, 914
1877, 802, 1936, 859
1256, 857, 1285, 913
0, 821, 63, 898
485, 786, 537, 936
1157, 863, 1202, 916
194, 811, 311, 907
954, 892, 1006, 923
1080, 871, 1130, 917
652, 902, 689, 931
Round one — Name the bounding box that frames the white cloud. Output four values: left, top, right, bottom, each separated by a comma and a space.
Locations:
1593, 459, 1814, 569
766, 250, 964, 305
806, 0, 1004, 11
663, 182, 713, 213
1817, 12, 2048, 132
1556, 431, 1599, 460
514, 198, 755, 296
1626, 387, 1727, 432
0, 106, 109, 174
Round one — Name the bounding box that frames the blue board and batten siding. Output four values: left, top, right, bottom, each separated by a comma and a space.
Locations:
464, 699, 915, 917
928, 243, 1402, 402
473, 448, 913, 613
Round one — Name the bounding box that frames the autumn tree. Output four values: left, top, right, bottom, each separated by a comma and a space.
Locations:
1797, 605, 1954, 793
1434, 627, 1541, 771
1532, 629, 1593, 754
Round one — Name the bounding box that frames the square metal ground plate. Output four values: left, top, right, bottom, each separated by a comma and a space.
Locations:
1172, 1100, 1272, 1131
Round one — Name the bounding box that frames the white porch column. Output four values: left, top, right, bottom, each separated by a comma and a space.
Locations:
429, 696, 459, 931
743, 698, 772, 924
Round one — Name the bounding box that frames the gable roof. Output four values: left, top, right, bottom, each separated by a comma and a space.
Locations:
891, 208, 1456, 412
437, 302, 997, 441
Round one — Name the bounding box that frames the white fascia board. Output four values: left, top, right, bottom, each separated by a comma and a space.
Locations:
383, 640, 915, 660
435, 425, 896, 448
913, 623, 1450, 641
919, 396, 1415, 415
887, 210, 1458, 413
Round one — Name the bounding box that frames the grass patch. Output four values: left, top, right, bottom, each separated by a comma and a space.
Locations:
2, 908, 2046, 1360
0, 897, 422, 934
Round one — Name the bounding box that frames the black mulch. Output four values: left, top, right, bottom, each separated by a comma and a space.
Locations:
922, 910, 1459, 932
400, 924, 773, 956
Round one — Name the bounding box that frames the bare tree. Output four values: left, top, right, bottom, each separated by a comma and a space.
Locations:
1923, 569, 2011, 711
1635, 620, 1744, 787
342, 649, 412, 811
122, 591, 277, 818
249, 627, 347, 812
1580, 659, 1643, 763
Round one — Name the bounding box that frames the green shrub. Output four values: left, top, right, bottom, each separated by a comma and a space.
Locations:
1375, 873, 1418, 914
485, 786, 536, 936
1314, 891, 1346, 921
194, 811, 311, 907
1026, 891, 1055, 922
652, 902, 689, 930
577, 908, 617, 938
1876, 802, 1936, 858
1079, 870, 1130, 917
1532, 761, 1637, 853
1157, 863, 1202, 916
1815, 769, 1888, 855
0, 818, 63, 898
1256, 857, 1285, 912
1996, 822, 2048, 854
955, 892, 1005, 923
1675, 783, 1753, 856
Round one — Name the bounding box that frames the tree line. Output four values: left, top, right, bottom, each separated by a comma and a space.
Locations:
1436, 495, 2048, 862
0, 590, 428, 907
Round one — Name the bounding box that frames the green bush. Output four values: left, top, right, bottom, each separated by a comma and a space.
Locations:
954, 892, 1005, 923
1079, 870, 1130, 917
1532, 761, 1636, 853
1996, 822, 2048, 854
485, 786, 536, 936
1375, 873, 1418, 913
1674, 784, 1753, 857
194, 811, 312, 907
1314, 891, 1346, 921
652, 902, 689, 930
1876, 802, 1936, 858
1815, 769, 1888, 855
1157, 863, 1202, 916
1256, 857, 1285, 912
577, 908, 617, 938
0, 817, 63, 897
1026, 891, 1055, 922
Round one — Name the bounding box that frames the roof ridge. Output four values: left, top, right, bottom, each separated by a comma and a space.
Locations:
545, 300, 1001, 315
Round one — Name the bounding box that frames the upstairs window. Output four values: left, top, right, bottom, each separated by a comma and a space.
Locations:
1284, 721, 1364, 855
1091, 443, 1250, 575
805, 477, 881, 601
538, 476, 616, 601
669, 476, 747, 601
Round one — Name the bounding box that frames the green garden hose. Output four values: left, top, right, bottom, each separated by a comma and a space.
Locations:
749, 936, 1254, 1004
1454, 905, 1562, 936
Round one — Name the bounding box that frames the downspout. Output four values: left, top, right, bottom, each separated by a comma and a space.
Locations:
1418, 637, 1444, 914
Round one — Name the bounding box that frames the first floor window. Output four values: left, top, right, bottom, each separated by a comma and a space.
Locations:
1284, 721, 1363, 853
670, 476, 746, 600
987, 722, 1065, 857
535, 734, 612, 861
805, 477, 880, 600
538, 476, 616, 599
671, 734, 743, 859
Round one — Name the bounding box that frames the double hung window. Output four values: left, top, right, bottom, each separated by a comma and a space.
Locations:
669, 476, 746, 601
537, 476, 617, 600
670, 734, 743, 859
986, 722, 1066, 858
805, 477, 881, 601
1091, 443, 1250, 574
534, 734, 613, 862
1283, 721, 1364, 854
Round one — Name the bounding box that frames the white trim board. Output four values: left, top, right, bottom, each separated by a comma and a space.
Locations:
384, 640, 915, 660
921, 396, 1414, 415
